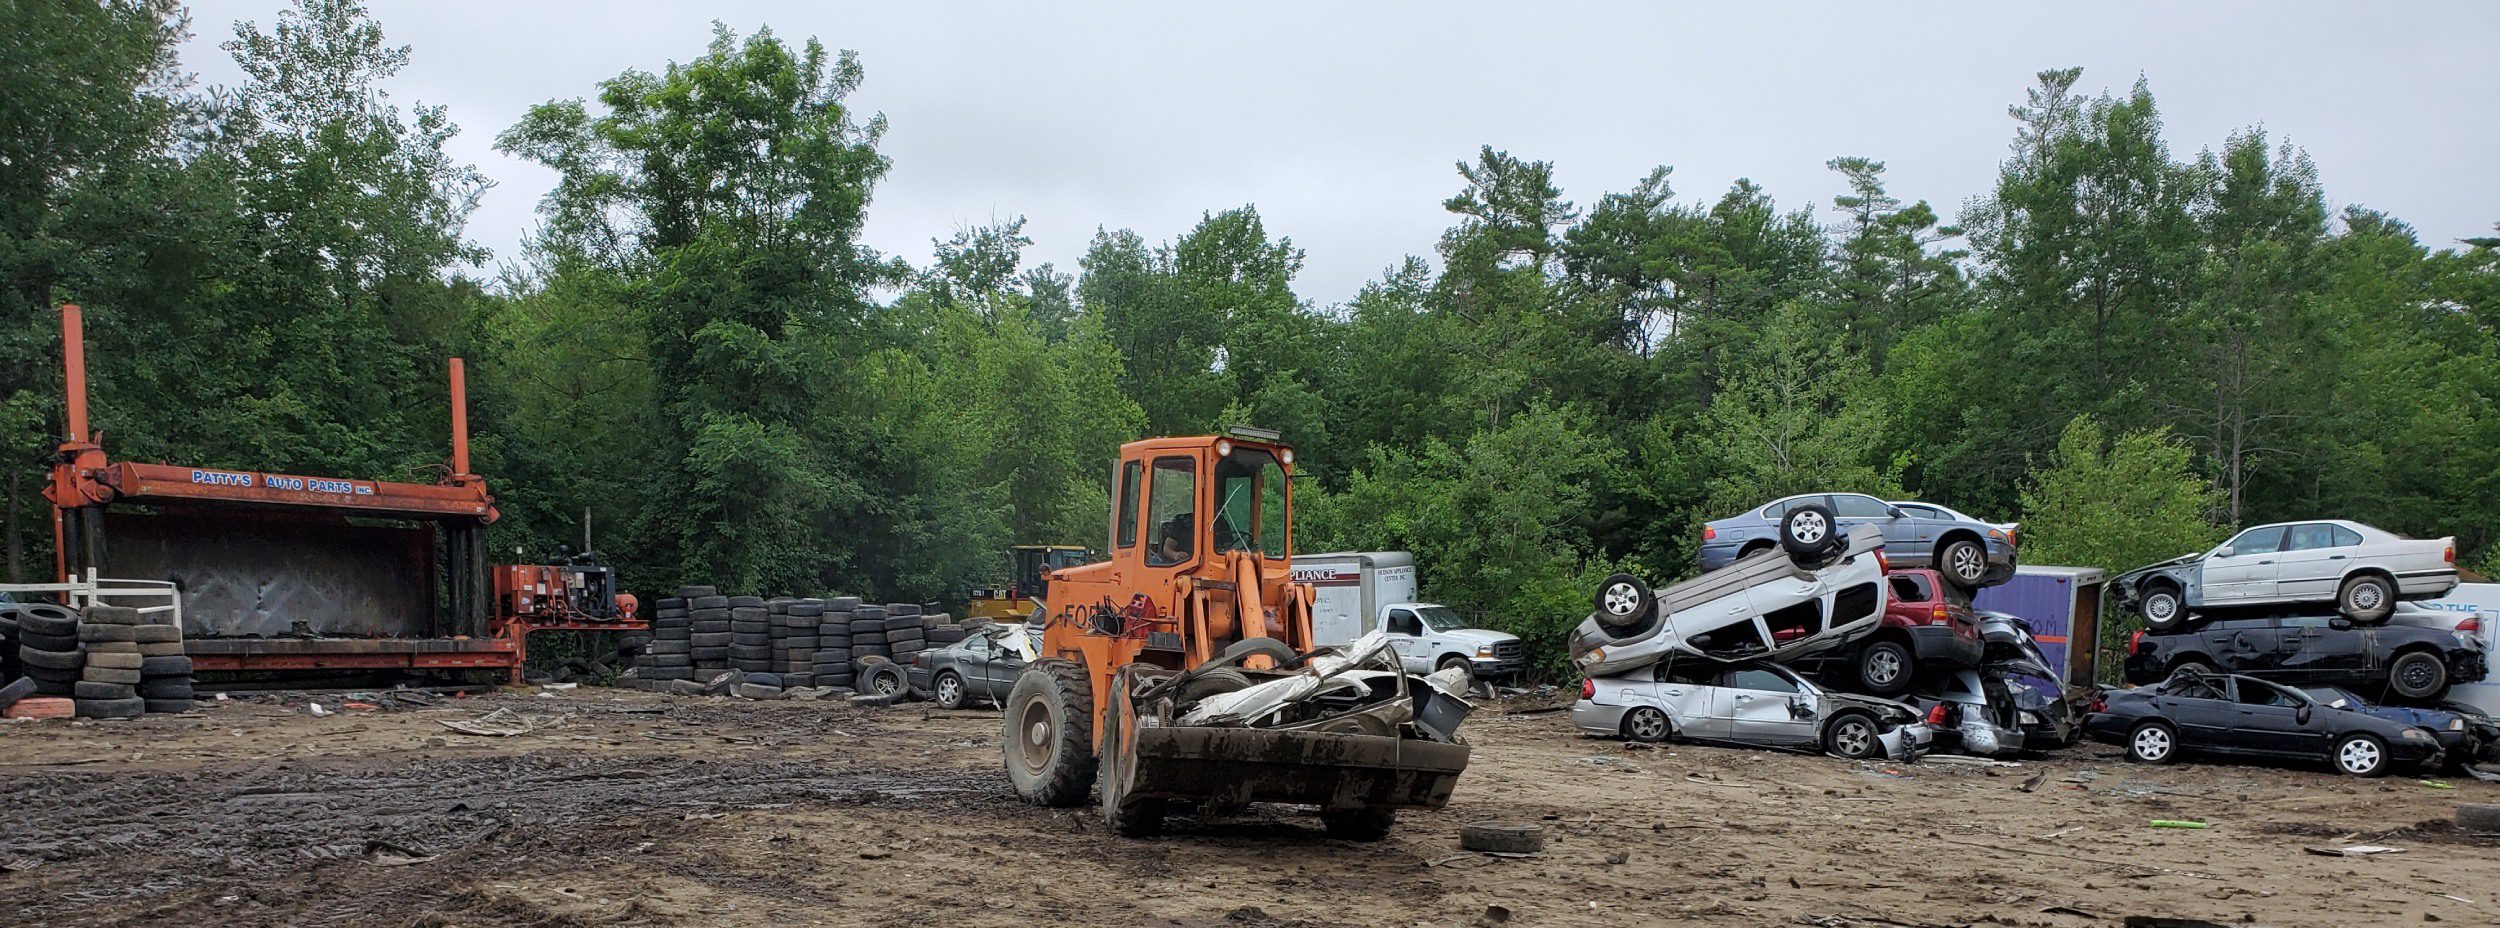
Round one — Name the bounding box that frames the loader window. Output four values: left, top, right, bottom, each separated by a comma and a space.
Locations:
1146, 457, 1197, 566
1214, 447, 1289, 558
1115, 461, 1143, 549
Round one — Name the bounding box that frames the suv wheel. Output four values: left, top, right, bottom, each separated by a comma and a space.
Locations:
1823, 713, 1882, 759
1621, 707, 1671, 743
1855, 641, 1914, 696
1593, 573, 1656, 635
1779, 503, 1842, 560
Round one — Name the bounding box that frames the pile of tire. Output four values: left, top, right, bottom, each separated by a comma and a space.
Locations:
10, 603, 83, 699
689, 590, 733, 674
779, 598, 823, 687
882, 604, 968, 663
728, 596, 771, 673
813, 596, 860, 689
72, 604, 157, 719
641, 593, 696, 681
849, 604, 890, 682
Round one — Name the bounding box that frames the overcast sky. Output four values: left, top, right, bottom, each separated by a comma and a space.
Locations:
175, 1, 2500, 303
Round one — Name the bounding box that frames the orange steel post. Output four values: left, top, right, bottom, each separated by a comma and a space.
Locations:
61, 304, 87, 442
449, 357, 470, 478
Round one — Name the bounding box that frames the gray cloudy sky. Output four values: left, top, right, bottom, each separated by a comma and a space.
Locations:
177, 1, 2500, 303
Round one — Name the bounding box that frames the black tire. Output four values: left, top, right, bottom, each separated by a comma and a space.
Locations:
2170, 659, 2217, 681
1593, 572, 1655, 635
18, 608, 78, 637
1620, 706, 1672, 743
1458, 822, 1544, 854
2333, 733, 2392, 777
1180, 667, 1253, 703
1779, 503, 1841, 558
131, 624, 182, 643
140, 682, 194, 700
2338, 575, 2396, 625
2457, 804, 2500, 832
1822, 712, 1883, 760
1855, 640, 1915, 696
1005, 658, 1098, 807
2139, 582, 2188, 632
857, 658, 907, 697
1100, 664, 1167, 837
1321, 807, 1396, 842
2126, 721, 2179, 764
2388, 651, 2449, 701
73, 681, 136, 700
0, 676, 39, 710
1937, 537, 1988, 587
19, 631, 76, 652
82, 604, 142, 625
933, 671, 969, 710
75, 696, 144, 719
21, 645, 82, 671
85, 666, 141, 685
78, 623, 139, 643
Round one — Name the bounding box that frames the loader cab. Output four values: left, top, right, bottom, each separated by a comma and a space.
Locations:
1009, 545, 1089, 602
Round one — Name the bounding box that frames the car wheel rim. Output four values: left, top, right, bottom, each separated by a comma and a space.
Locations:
2400, 661, 2435, 691
1631, 712, 1666, 740
1837, 722, 1871, 756
2146, 595, 2175, 622
1792, 513, 1827, 544
939, 678, 960, 704
875, 674, 899, 695
2133, 728, 2169, 759
1602, 583, 1640, 616
1951, 546, 1983, 580
1868, 650, 1902, 685
2340, 740, 2379, 773
2351, 584, 2385, 611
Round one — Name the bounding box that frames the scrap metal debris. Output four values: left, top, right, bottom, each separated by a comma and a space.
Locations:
2302, 844, 2404, 857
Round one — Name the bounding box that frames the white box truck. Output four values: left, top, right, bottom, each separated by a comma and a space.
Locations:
1292, 551, 1527, 680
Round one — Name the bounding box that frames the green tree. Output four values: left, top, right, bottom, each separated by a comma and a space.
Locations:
1696, 304, 1900, 511
2017, 415, 2224, 577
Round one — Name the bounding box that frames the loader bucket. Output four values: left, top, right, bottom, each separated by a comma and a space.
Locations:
1121, 725, 1471, 812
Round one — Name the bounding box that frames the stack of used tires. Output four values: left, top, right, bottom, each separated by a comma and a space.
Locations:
781, 598, 822, 687
74, 605, 147, 719
729, 596, 771, 673
813, 596, 859, 689
642, 594, 695, 682
924, 614, 969, 648
689, 589, 732, 675
884, 604, 929, 665
134, 610, 192, 713
12, 603, 82, 698
849, 604, 890, 679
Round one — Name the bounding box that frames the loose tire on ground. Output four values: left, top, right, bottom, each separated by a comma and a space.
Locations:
1458, 822, 1544, 854
1004, 658, 1097, 807
856, 657, 907, 697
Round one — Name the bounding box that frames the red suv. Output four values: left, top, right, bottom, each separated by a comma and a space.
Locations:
1838, 569, 1983, 695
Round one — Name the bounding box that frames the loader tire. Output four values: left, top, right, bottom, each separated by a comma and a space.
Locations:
1322, 807, 1397, 842
1005, 658, 1097, 807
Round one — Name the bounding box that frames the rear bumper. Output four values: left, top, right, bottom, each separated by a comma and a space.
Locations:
2397, 569, 2461, 597
1571, 700, 1631, 736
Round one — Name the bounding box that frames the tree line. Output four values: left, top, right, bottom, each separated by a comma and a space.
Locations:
7, 2, 2497, 671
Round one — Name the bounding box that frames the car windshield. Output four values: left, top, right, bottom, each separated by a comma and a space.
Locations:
1414, 605, 1473, 632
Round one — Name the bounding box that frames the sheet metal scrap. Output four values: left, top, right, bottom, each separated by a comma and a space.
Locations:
1170, 630, 1476, 740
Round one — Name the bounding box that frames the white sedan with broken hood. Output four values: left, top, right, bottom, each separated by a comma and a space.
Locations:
1572, 520, 1890, 678
1573, 660, 1931, 760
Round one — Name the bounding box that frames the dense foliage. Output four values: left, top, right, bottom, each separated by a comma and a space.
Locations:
7, 4, 2497, 671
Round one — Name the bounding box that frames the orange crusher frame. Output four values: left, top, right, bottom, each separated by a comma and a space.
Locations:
43, 304, 639, 683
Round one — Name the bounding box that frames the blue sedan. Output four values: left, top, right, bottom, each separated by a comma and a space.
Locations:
1701, 493, 2017, 589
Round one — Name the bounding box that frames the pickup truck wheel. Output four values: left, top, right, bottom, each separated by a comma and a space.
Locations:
2140, 584, 2187, 631
1855, 641, 1914, 696
934, 671, 968, 710
1004, 658, 1097, 807
1594, 573, 1656, 635
2388, 651, 2448, 701
1621, 706, 1672, 743
2126, 721, 2178, 764
1939, 539, 1988, 587
2337, 575, 2395, 625
1779, 503, 1841, 559
1823, 712, 1882, 759
1436, 655, 1473, 678
2333, 733, 2391, 777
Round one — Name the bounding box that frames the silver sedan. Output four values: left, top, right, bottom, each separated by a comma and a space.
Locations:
1573, 660, 1931, 760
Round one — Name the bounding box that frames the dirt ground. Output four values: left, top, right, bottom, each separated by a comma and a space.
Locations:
2, 688, 2494, 928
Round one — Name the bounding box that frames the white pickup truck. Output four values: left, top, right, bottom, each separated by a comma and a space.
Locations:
1293, 551, 1528, 680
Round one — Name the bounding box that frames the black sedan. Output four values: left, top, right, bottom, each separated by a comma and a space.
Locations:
2122, 613, 2485, 702
2085, 669, 2443, 777
2301, 685, 2500, 769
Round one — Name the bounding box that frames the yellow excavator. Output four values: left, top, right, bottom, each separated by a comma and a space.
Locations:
967, 545, 1092, 623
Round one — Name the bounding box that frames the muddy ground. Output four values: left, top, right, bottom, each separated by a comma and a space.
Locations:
2, 688, 2494, 928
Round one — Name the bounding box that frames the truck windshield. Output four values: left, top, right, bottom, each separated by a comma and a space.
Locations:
1414, 605, 1472, 632
1214, 447, 1288, 557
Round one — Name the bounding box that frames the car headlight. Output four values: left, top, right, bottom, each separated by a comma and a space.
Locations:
1475, 645, 1495, 658
2020, 711, 2043, 725
2449, 719, 2467, 732
2401, 728, 2436, 742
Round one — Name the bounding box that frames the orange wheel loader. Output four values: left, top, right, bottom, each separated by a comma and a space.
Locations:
1000, 430, 1474, 838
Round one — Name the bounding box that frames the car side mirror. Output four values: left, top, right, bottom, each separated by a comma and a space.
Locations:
2296, 706, 2312, 725
2329, 617, 2353, 631
2214, 545, 2235, 558
1885, 506, 1905, 518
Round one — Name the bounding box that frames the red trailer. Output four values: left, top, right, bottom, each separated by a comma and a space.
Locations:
42, 304, 639, 683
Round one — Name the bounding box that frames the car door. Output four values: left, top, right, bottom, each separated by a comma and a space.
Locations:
1893, 504, 1948, 552
1384, 608, 1426, 673
1830, 494, 1910, 554
2209, 617, 2284, 675
2230, 679, 2318, 756
2153, 674, 2237, 749
2275, 523, 2352, 600
2203, 526, 2287, 603
2273, 614, 2366, 684
1652, 662, 1716, 734
1716, 666, 1820, 746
